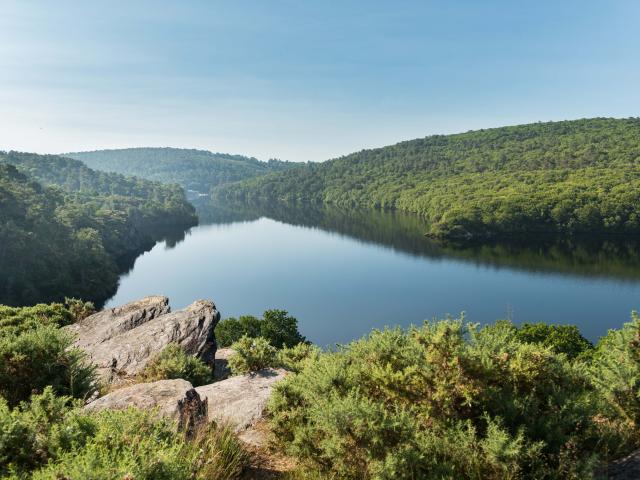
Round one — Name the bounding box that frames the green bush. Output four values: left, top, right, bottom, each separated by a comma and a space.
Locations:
216, 309, 306, 348
228, 336, 278, 374
268, 318, 608, 479
512, 321, 594, 360
0, 303, 73, 335
277, 342, 321, 373
0, 302, 98, 406
64, 297, 96, 322
139, 343, 212, 386
0, 324, 96, 407
589, 312, 640, 444
216, 315, 262, 347
0, 388, 93, 477
1, 388, 248, 480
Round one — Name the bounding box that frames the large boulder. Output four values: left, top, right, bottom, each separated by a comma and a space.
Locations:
196, 368, 287, 443
64, 296, 171, 350
85, 379, 207, 434
66, 297, 220, 384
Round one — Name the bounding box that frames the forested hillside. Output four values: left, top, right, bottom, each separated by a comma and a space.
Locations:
215, 118, 640, 239
66, 147, 298, 192
0, 151, 197, 306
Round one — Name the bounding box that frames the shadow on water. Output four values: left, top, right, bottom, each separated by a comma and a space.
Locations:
0, 222, 192, 309
114, 226, 190, 274
192, 197, 640, 282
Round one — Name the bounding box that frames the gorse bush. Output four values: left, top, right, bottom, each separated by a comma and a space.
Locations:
0, 303, 97, 407
276, 342, 321, 373
268, 318, 628, 479
589, 312, 640, 444
1, 388, 248, 480
0, 303, 74, 335
228, 336, 278, 375
139, 343, 212, 386
493, 320, 594, 360
0, 324, 96, 407
63, 297, 96, 322
217, 309, 306, 348
0, 388, 93, 477
227, 336, 318, 375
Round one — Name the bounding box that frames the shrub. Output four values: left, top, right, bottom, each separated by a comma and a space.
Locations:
64, 297, 96, 322
0, 303, 73, 335
268, 318, 604, 479
0, 388, 94, 477
261, 310, 307, 348
32, 408, 192, 480
216, 315, 262, 347
228, 336, 278, 374
588, 312, 640, 449
139, 343, 212, 386
0, 303, 97, 406
216, 309, 306, 348
0, 324, 96, 406
277, 342, 321, 373
513, 322, 594, 360
2, 389, 248, 480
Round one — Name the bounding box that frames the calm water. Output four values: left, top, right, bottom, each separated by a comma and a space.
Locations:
107, 202, 640, 346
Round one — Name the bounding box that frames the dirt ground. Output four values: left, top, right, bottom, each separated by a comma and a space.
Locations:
240, 421, 298, 479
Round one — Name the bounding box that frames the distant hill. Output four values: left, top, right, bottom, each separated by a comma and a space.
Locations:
215, 118, 640, 239
0, 151, 197, 306
65, 147, 299, 193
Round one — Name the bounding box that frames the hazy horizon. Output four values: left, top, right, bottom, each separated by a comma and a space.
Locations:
52, 114, 636, 163
1, 1, 639, 162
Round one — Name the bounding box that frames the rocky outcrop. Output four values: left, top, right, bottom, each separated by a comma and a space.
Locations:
69, 297, 288, 445
64, 296, 171, 350
66, 297, 220, 384
196, 368, 288, 444
85, 366, 287, 446
85, 379, 207, 434
213, 347, 235, 380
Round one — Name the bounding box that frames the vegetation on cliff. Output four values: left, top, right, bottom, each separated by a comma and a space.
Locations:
216, 118, 640, 239
66, 147, 298, 193
139, 343, 213, 387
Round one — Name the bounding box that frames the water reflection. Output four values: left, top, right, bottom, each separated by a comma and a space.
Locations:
106, 198, 640, 345
192, 198, 640, 282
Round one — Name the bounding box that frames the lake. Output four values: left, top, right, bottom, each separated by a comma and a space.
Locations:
106, 201, 640, 346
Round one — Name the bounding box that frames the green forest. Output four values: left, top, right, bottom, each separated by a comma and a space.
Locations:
0, 151, 197, 306
66, 147, 299, 193
215, 118, 640, 239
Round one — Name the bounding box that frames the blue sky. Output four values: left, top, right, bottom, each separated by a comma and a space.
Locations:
0, 1, 638, 161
